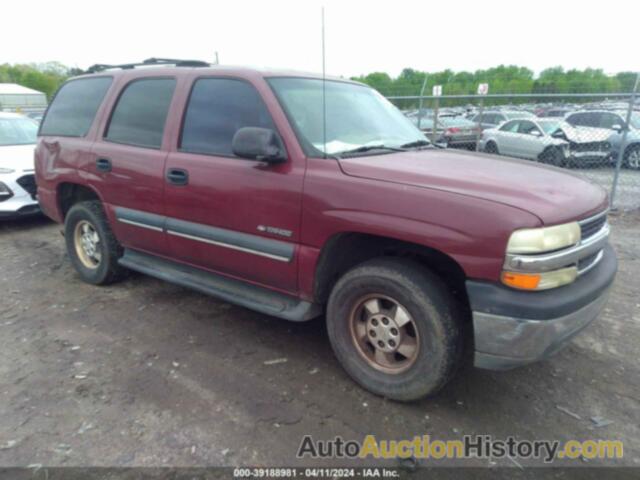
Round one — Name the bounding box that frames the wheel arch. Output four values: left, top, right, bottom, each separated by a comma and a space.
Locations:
313, 231, 470, 314
57, 182, 103, 219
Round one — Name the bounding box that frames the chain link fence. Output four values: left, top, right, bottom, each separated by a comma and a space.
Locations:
386, 80, 640, 212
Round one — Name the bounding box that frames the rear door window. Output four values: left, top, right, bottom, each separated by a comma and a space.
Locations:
105, 78, 176, 149
39, 77, 112, 137
179, 78, 276, 157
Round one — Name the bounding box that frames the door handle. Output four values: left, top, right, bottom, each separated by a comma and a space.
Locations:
166, 168, 189, 186
96, 158, 112, 172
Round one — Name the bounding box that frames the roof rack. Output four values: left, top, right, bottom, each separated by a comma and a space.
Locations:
85, 57, 210, 74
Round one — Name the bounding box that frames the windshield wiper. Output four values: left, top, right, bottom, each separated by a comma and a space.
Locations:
335, 144, 406, 157
400, 139, 431, 149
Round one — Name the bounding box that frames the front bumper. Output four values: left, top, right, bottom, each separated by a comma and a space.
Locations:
568, 151, 612, 164
468, 243, 617, 370
0, 172, 40, 219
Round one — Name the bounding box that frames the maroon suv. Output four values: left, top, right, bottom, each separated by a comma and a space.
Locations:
35, 59, 616, 401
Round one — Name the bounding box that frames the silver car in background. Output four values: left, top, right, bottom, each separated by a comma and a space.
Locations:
0, 113, 40, 219
480, 118, 612, 166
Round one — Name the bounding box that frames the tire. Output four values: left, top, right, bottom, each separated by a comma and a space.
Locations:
540, 146, 565, 167
326, 257, 463, 401
624, 144, 640, 170
484, 141, 499, 155
64, 200, 126, 285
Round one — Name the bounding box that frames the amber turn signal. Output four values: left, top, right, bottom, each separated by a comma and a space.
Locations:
501, 271, 541, 290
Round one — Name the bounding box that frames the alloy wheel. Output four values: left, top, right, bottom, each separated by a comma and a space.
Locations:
74, 220, 102, 269
349, 294, 420, 374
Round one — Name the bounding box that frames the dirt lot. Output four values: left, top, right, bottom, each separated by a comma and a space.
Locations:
0, 211, 638, 473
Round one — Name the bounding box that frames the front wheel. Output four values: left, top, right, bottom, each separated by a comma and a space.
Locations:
540, 146, 566, 167
326, 258, 463, 401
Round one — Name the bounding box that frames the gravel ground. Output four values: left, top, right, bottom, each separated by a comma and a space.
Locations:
0, 211, 638, 474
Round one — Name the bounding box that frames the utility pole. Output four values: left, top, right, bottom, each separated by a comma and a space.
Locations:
214, 52, 219, 65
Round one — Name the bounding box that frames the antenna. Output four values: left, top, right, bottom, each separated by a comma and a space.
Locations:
322, 6, 327, 158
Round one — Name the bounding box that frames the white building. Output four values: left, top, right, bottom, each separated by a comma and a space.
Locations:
0, 83, 48, 113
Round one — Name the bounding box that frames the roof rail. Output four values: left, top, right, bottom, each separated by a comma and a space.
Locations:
85, 57, 210, 74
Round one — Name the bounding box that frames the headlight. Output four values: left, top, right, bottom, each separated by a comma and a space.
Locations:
0, 182, 13, 197
0, 168, 16, 174
506, 222, 580, 254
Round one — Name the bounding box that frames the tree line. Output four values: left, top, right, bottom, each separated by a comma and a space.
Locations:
352, 65, 638, 98
0, 62, 82, 100
1, 63, 637, 103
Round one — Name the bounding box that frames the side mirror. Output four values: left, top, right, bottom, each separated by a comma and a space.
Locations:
531, 130, 543, 137
232, 127, 287, 163
611, 124, 624, 133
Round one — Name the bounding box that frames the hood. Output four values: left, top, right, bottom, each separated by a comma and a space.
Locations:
338, 149, 608, 225
0, 144, 36, 172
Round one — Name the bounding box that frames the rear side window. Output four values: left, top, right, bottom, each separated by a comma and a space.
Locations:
40, 77, 112, 137
180, 78, 276, 157
105, 78, 176, 148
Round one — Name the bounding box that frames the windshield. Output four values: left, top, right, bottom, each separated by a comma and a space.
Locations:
0, 116, 38, 146
268, 78, 427, 156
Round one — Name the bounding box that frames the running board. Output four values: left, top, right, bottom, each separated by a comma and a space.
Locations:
118, 249, 321, 322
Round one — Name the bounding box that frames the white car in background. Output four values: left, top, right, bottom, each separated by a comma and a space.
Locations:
479, 118, 612, 167
0, 113, 40, 219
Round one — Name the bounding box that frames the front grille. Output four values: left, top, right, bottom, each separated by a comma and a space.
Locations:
578, 251, 600, 271
570, 142, 609, 153
580, 214, 607, 240
16, 175, 37, 200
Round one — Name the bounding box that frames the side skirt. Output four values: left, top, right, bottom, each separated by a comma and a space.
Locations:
118, 249, 322, 322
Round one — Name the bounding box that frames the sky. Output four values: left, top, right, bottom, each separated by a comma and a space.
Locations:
2, 0, 637, 78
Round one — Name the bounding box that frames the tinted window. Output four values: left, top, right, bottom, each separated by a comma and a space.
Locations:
106, 78, 176, 148
180, 78, 276, 156
40, 77, 112, 137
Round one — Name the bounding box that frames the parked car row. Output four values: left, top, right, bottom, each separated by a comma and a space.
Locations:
403, 103, 640, 169
479, 119, 611, 167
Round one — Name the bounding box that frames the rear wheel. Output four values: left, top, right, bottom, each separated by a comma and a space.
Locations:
64, 201, 126, 285
484, 141, 499, 155
326, 258, 463, 401
624, 144, 640, 170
